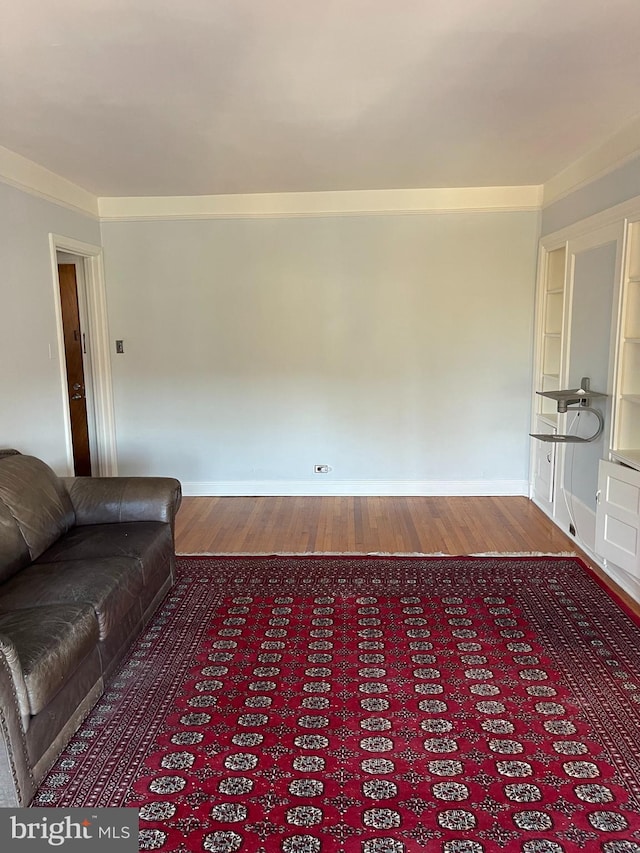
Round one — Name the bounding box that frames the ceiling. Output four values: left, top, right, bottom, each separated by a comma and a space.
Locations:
2, 0, 640, 198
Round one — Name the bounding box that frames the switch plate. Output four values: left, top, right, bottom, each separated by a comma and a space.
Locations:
115, 340, 124, 353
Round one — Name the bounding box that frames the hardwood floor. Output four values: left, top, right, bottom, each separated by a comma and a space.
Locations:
175, 495, 576, 554
174, 495, 640, 618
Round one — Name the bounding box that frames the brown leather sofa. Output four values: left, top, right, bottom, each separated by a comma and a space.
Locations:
0, 450, 181, 806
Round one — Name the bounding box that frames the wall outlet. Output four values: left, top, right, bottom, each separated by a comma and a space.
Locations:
569, 523, 576, 536
314, 464, 331, 474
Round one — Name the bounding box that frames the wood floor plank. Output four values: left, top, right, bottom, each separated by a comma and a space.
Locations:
175, 495, 572, 555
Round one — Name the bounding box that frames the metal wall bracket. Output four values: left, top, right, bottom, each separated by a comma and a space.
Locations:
530, 376, 606, 444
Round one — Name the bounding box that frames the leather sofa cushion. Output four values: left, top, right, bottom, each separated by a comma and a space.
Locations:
0, 605, 99, 716
25, 647, 102, 767
36, 522, 172, 584
64, 477, 181, 527
0, 558, 144, 641
0, 456, 75, 565
0, 501, 31, 585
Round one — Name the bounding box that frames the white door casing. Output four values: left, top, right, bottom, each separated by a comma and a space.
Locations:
49, 234, 118, 476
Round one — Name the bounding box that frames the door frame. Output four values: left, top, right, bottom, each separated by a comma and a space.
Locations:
49, 234, 118, 476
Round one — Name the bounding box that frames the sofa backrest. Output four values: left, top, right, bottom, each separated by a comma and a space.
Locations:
0, 452, 75, 582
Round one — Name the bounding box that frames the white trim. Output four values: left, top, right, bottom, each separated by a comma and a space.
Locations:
0, 145, 98, 218
0, 145, 544, 219
556, 221, 625, 535
50, 253, 75, 476
97, 186, 543, 221
48, 234, 118, 476
540, 192, 640, 246
3, 113, 639, 222
181, 479, 529, 497
543, 114, 640, 208
529, 241, 565, 512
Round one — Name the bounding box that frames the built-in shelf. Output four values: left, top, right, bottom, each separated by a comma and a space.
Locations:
612, 220, 640, 471
611, 449, 640, 467
538, 414, 559, 428
594, 221, 640, 572
532, 244, 567, 509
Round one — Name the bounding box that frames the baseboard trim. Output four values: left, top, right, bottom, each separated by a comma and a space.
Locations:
181, 479, 529, 497
597, 559, 640, 605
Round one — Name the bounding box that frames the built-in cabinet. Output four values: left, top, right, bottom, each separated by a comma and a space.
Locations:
539, 247, 567, 426
595, 460, 640, 576
595, 219, 640, 580
611, 220, 640, 469
532, 212, 640, 595
531, 246, 566, 512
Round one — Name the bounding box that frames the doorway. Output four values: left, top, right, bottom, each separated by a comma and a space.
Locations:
57, 259, 94, 475
50, 234, 117, 477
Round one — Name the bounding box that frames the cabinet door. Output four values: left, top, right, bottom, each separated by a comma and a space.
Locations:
595, 460, 640, 576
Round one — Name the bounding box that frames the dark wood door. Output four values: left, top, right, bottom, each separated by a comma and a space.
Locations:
58, 263, 92, 476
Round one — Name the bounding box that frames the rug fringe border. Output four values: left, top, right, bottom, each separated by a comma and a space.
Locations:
177, 550, 579, 557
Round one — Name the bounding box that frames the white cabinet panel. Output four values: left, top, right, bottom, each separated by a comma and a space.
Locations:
595, 460, 640, 575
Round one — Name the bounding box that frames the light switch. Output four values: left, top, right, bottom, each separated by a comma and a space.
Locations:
115, 340, 124, 353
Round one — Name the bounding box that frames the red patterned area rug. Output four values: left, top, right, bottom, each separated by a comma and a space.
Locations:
34, 556, 640, 853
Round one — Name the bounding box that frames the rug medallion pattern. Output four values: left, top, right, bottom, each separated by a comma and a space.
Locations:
34, 557, 640, 852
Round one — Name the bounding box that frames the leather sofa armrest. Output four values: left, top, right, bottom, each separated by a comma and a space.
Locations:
0, 653, 35, 806
62, 477, 182, 531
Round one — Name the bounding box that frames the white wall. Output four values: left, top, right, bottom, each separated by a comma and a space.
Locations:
0, 182, 102, 472
101, 210, 540, 494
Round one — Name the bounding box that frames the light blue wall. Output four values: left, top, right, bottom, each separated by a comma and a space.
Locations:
566, 241, 617, 508
101, 210, 540, 492
542, 153, 640, 235
0, 181, 101, 471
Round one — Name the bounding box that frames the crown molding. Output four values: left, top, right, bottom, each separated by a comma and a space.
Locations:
0, 144, 543, 220
539, 192, 640, 244
6, 121, 640, 222
98, 185, 543, 221
543, 114, 640, 208
0, 145, 99, 218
